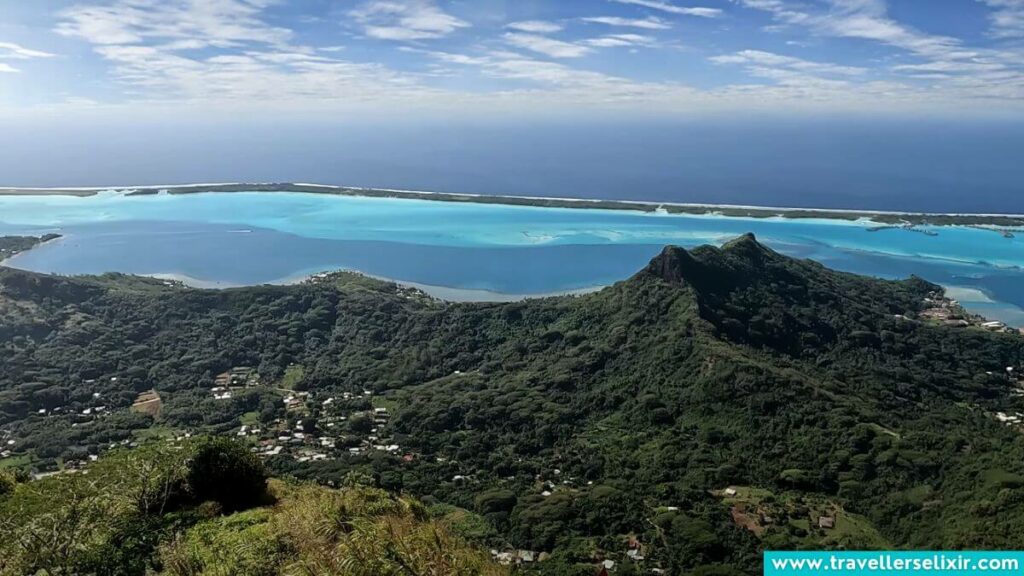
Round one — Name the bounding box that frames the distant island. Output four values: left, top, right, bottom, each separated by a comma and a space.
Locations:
2, 182, 1023, 230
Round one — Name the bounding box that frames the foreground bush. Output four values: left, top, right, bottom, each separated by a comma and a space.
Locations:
186, 437, 269, 512
0, 470, 14, 498
0, 441, 505, 576
159, 482, 509, 576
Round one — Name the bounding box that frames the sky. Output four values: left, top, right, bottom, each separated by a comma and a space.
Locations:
1, 0, 1023, 199
1, 0, 1023, 120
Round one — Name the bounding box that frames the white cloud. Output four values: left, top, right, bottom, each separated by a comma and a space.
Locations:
55, 0, 452, 108
411, 49, 617, 89
506, 21, 564, 34
504, 33, 592, 58
711, 49, 867, 76
350, 0, 470, 41
585, 34, 657, 47
893, 60, 1006, 74
484, 55, 620, 86
437, 49, 952, 115
979, 0, 1024, 38
89, 42, 443, 106
734, 0, 1024, 106
399, 46, 490, 65
735, 0, 963, 60
27, 0, 1024, 116
57, 0, 292, 48
612, 0, 722, 18
0, 42, 53, 75
0, 42, 56, 60
585, 38, 633, 47
581, 16, 672, 29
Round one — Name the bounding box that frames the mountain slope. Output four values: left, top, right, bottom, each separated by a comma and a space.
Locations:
0, 439, 506, 576
1, 235, 1024, 574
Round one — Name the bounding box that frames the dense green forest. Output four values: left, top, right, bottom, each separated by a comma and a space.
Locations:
2, 233, 1024, 574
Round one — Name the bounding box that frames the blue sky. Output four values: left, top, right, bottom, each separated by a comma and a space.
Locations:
0, 0, 1023, 119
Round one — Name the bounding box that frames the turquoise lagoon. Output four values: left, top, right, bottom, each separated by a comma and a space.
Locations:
0, 191, 1022, 325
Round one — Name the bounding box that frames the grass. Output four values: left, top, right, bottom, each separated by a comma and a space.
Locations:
133, 425, 179, 443
821, 510, 891, 549
240, 411, 260, 427
0, 453, 32, 470
281, 365, 305, 390
158, 481, 510, 576
370, 396, 399, 412
789, 518, 810, 531
983, 468, 1024, 489
720, 485, 775, 505
902, 484, 934, 507
866, 423, 901, 438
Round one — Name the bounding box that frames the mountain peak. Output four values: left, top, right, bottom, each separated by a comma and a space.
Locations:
720, 232, 777, 263
639, 234, 779, 285
723, 232, 760, 249
641, 245, 701, 284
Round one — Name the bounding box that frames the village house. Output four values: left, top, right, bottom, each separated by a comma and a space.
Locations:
626, 535, 645, 561
215, 366, 260, 387
490, 549, 537, 566
995, 412, 1022, 425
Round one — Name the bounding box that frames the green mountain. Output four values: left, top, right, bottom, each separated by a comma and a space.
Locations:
2, 234, 1024, 575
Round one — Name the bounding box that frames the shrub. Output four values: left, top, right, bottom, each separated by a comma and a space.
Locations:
475, 489, 518, 515
0, 470, 15, 498
186, 438, 268, 513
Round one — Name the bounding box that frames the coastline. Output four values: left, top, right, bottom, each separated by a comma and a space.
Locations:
0, 233, 63, 266
147, 270, 605, 303
2, 233, 1022, 326
6, 262, 1021, 327
2, 181, 1023, 228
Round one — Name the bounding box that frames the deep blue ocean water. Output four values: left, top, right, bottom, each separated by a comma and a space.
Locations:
0, 191, 1022, 326
3, 120, 1024, 214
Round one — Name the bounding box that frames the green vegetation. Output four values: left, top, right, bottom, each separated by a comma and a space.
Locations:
722, 485, 889, 549
186, 437, 269, 512
0, 234, 60, 261
0, 439, 503, 576
0, 453, 33, 471
0, 470, 14, 497
163, 482, 506, 576
239, 411, 260, 427
280, 365, 305, 390
2, 233, 1024, 573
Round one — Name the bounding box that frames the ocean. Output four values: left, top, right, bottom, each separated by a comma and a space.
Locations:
2, 119, 1024, 214
1, 191, 1022, 326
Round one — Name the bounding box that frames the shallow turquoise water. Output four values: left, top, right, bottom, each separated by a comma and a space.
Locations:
1, 191, 1021, 325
